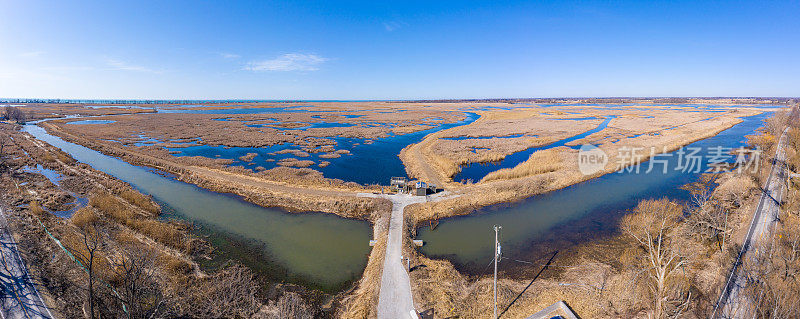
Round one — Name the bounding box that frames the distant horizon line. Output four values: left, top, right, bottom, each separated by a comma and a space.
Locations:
1, 96, 796, 104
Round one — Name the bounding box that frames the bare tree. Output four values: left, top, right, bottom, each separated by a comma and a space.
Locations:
741, 237, 800, 318
683, 174, 732, 251
68, 219, 104, 318
621, 199, 691, 318
2, 107, 26, 124
111, 246, 164, 319
0, 133, 7, 171
682, 174, 718, 209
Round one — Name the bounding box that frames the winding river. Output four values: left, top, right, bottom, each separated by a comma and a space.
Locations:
418, 112, 771, 273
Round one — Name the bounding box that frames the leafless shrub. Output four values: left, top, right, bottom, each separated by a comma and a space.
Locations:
178, 264, 262, 318
0, 133, 7, 171
258, 292, 316, 319
110, 246, 166, 318
3, 106, 26, 123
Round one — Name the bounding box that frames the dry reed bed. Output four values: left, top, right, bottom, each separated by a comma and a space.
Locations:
0, 126, 207, 316
7, 103, 156, 121
405, 109, 786, 318
50, 105, 465, 149
402, 106, 758, 190
41, 122, 389, 219
405, 108, 763, 224
407, 175, 763, 318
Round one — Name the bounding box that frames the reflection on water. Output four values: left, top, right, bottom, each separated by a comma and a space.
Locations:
23, 124, 371, 291
419, 112, 771, 273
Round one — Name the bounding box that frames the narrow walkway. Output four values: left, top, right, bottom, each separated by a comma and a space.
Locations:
713, 128, 789, 318
0, 206, 54, 319
376, 194, 424, 319
358, 192, 453, 319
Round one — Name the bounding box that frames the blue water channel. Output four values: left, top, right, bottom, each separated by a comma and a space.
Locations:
418, 112, 772, 273
23, 123, 372, 292
453, 116, 615, 183
168, 112, 480, 185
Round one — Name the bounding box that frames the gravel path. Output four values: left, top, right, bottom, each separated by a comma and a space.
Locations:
358, 192, 452, 319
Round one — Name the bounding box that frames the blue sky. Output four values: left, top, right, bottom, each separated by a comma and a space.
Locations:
1, 0, 798, 100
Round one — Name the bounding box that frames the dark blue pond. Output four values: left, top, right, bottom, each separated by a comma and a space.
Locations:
453, 117, 615, 183
169, 112, 479, 185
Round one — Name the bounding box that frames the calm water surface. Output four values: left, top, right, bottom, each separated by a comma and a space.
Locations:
168, 112, 479, 185
453, 116, 614, 183
418, 112, 772, 273
24, 124, 371, 291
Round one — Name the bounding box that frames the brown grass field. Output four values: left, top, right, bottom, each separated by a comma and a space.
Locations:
402, 105, 766, 225
3, 101, 789, 317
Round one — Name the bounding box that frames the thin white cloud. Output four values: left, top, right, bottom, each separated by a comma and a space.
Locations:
41, 65, 96, 72
244, 53, 328, 72
220, 53, 241, 59
19, 51, 45, 57
105, 58, 160, 73
383, 21, 406, 32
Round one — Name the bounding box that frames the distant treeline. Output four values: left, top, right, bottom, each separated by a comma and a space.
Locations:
0, 98, 300, 104
399, 97, 797, 104
1, 97, 796, 105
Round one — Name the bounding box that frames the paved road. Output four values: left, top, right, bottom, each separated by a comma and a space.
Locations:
0, 207, 54, 319
359, 192, 456, 319
713, 128, 789, 318
372, 194, 425, 319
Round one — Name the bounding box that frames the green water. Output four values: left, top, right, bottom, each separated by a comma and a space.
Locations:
24, 124, 371, 291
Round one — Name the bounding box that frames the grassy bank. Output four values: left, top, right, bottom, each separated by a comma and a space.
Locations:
41, 121, 391, 220
405, 108, 791, 318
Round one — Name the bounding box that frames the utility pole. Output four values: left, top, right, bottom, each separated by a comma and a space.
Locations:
493, 225, 502, 319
